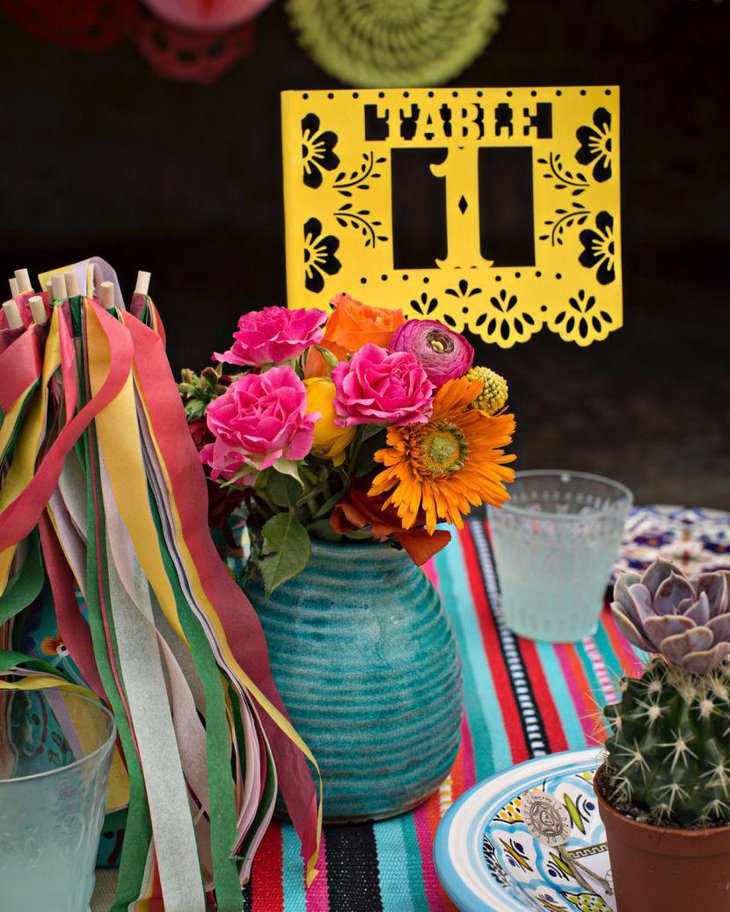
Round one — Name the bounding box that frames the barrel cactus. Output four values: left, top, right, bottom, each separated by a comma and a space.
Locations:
602, 559, 730, 827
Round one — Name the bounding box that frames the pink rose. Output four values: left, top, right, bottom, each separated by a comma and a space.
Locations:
331, 342, 434, 427
200, 366, 318, 483
388, 319, 474, 388
214, 306, 327, 367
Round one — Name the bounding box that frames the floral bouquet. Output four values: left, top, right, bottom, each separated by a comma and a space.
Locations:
180, 294, 516, 595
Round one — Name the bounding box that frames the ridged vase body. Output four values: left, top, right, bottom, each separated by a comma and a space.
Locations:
247, 540, 463, 822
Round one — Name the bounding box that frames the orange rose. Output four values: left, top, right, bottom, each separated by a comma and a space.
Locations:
303, 346, 332, 379
323, 293, 404, 359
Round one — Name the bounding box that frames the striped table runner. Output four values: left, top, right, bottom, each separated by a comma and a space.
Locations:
231, 518, 642, 912
92, 517, 642, 911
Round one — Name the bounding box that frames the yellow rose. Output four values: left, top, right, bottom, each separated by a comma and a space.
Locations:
305, 377, 355, 466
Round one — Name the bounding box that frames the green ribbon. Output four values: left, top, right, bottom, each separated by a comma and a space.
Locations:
0, 649, 60, 676
149, 496, 244, 912
84, 428, 153, 911
0, 530, 44, 626
66, 295, 151, 911
0, 381, 40, 467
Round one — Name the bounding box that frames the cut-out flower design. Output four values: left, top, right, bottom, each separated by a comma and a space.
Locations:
301, 113, 339, 189
549, 289, 615, 345
410, 292, 438, 316
443, 280, 484, 330
445, 278, 482, 300
475, 288, 539, 346
303, 217, 341, 293
576, 107, 612, 183
579, 211, 615, 285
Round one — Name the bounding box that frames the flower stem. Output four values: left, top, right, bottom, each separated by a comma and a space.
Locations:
254, 489, 277, 516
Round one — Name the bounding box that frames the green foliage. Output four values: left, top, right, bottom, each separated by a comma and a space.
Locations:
254, 512, 311, 597
352, 426, 387, 477
178, 365, 230, 421
267, 470, 303, 508
603, 658, 730, 827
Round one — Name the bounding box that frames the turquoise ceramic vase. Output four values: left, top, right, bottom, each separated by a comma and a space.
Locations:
246, 539, 463, 822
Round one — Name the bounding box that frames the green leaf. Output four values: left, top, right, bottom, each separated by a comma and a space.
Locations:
310, 486, 348, 521
359, 423, 386, 442
254, 468, 272, 490
267, 471, 302, 508
305, 518, 343, 542
219, 466, 254, 488
299, 464, 319, 485
354, 428, 387, 477
258, 513, 311, 596
343, 527, 375, 541
272, 458, 303, 486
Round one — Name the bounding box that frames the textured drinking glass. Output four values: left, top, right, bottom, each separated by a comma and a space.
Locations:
0, 689, 116, 912
488, 470, 633, 642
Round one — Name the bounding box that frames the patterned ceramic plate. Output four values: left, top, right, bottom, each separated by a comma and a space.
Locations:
613, 505, 730, 579
434, 749, 614, 912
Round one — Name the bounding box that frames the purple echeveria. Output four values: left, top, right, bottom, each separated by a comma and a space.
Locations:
388, 319, 474, 389
612, 559, 730, 674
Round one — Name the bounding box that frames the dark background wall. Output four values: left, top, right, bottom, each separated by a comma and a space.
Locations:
1, 0, 728, 507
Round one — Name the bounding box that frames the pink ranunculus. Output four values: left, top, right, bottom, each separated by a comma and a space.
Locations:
214, 306, 327, 367
331, 343, 434, 427
388, 319, 474, 388
200, 366, 318, 483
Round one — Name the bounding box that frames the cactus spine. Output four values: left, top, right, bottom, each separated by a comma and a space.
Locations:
603, 657, 730, 827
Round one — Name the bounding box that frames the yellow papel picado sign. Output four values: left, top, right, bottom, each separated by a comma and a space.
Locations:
282, 87, 621, 347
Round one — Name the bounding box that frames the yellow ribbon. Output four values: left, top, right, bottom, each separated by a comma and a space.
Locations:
130, 344, 323, 884
91, 305, 322, 883
0, 310, 61, 592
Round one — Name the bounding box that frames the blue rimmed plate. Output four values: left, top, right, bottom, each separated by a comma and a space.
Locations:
434, 749, 613, 912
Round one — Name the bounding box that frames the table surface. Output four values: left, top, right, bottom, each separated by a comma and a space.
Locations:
91, 512, 723, 912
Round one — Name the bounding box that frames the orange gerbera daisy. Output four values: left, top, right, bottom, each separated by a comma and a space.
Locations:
369, 376, 516, 534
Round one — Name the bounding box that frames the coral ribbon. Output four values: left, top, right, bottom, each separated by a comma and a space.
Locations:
124, 310, 322, 881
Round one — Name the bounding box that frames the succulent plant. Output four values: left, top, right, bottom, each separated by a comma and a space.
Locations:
603, 658, 730, 826
603, 560, 730, 828
611, 559, 730, 674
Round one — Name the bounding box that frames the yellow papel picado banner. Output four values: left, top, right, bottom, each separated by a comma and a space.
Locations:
282, 87, 621, 347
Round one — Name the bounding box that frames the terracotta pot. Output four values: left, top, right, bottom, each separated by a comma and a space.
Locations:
595, 763, 730, 912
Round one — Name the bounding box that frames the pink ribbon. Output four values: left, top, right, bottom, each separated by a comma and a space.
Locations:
124, 310, 320, 870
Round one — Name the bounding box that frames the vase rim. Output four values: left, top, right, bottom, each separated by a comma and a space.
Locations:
309, 537, 403, 556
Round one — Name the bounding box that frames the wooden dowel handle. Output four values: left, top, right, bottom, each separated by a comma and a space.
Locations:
51, 274, 67, 302
64, 270, 80, 298
100, 281, 115, 309
29, 295, 47, 325
135, 270, 151, 297
14, 268, 32, 294
2, 299, 23, 330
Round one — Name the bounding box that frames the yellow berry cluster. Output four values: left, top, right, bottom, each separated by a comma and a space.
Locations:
465, 366, 509, 415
